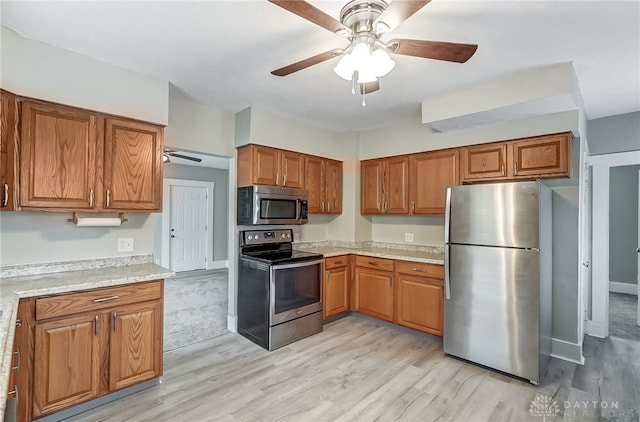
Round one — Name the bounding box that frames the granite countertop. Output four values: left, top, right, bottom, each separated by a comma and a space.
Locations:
294, 242, 445, 265
0, 256, 174, 419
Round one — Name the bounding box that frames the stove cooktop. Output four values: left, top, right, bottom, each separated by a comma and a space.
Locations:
240, 249, 323, 264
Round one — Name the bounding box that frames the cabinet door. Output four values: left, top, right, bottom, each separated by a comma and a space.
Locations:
20, 101, 99, 209
361, 160, 384, 214
396, 274, 443, 336
410, 150, 459, 215
305, 156, 325, 213
33, 313, 101, 418
13, 299, 35, 422
103, 118, 163, 211
1, 90, 18, 211
460, 143, 507, 183
109, 301, 163, 391
511, 133, 571, 178
325, 159, 343, 214
252, 145, 280, 185
355, 267, 394, 322
324, 266, 349, 318
384, 156, 410, 214
280, 151, 305, 189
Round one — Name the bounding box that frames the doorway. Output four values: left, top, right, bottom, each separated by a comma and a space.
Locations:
587, 152, 640, 338
161, 179, 215, 272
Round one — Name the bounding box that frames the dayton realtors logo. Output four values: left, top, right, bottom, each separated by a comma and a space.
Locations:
530, 395, 639, 420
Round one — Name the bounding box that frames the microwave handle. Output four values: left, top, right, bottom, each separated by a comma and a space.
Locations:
297, 198, 302, 220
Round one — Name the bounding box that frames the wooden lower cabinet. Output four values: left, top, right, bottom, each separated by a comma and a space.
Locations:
324, 266, 349, 318
354, 266, 394, 322
109, 301, 163, 391
33, 313, 102, 418
16, 281, 164, 420
396, 274, 444, 336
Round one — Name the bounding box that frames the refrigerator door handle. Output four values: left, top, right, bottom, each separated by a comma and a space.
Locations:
444, 245, 451, 300
444, 187, 452, 244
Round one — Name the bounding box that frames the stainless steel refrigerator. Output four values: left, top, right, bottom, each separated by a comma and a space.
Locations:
443, 180, 552, 384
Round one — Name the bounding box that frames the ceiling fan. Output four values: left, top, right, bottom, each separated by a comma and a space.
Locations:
163, 149, 202, 163
269, 0, 478, 104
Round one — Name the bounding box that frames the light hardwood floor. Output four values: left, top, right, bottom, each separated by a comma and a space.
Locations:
66, 315, 640, 422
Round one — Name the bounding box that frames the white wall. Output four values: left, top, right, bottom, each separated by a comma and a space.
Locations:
0, 26, 168, 125
0, 213, 154, 266
587, 112, 640, 155
165, 85, 236, 158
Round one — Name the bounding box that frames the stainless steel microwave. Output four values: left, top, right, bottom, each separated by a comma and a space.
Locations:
237, 186, 309, 225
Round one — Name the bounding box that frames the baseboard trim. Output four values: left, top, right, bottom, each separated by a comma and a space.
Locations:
586, 320, 608, 338
207, 259, 229, 270
609, 281, 638, 295
36, 378, 160, 422
550, 337, 584, 364
227, 314, 237, 332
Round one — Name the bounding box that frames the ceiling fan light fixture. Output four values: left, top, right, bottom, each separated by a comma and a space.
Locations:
357, 69, 377, 84
350, 42, 371, 70
370, 48, 395, 77
333, 54, 355, 80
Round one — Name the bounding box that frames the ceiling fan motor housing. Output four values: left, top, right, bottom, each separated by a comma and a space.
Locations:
339, 0, 388, 35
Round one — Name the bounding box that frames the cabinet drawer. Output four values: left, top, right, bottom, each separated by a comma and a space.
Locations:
36, 280, 162, 321
325, 255, 349, 269
355, 256, 394, 272
396, 261, 444, 279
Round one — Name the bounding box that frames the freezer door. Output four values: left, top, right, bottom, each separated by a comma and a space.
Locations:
444, 244, 541, 382
448, 181, 540, 249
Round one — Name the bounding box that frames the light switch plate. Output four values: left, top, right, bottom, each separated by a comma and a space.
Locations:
118, 238, 134, 252
404, 233, 414, 242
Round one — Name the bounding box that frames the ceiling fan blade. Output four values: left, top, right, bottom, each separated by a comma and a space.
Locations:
389, 39, 478, 63
271, 50, 339, 77
360, 80, 380, 95
374, 0, 431, 33
269, 0, 350, 35
167, 152, 202, 162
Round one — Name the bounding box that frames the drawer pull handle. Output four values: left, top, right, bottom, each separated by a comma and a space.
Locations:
106, 189, 111, 208
7, 385, 18, 400
15, 318, 22, 327
113, 312, 118, 332
89, 188, 94, 208
2, 183, 8, 207
94, 315, 99, 337
412, 268, 426, 273
12, 347, 20, 371
369, 261, 378, 266
334, 261, 343, 265
94, 295, 119, 303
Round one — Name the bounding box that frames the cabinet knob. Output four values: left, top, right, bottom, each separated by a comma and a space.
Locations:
2, 183, 8, 207
89, 188, 94, 208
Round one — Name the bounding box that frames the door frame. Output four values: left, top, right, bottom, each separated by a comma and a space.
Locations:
586, 150, 640, 338
161, 178, 215, 271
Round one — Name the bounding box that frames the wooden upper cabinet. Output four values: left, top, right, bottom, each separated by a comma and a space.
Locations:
103, 118, 163, 211
20, 101, 100, 209
385, 156, 410, 214
109, 300, 163, 391
410, 150, 459, 215
305, 155, 325, 213
460, 143, 507, 183
511, 132, 571, 178
361, 159, 384, 214
237, 144, 279, 186
325, 159, 342, 214
280, 150, 305, 189
1, 90, 19, 211
33, 313, 101, 418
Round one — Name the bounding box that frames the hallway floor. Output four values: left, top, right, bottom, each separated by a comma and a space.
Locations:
609, 292, 640, 341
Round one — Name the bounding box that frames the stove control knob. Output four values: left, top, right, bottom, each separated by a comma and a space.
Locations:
247, 235, 253, 241
254, 234, 260, 239
281, 233, 286, 239
286, 233, 291, 238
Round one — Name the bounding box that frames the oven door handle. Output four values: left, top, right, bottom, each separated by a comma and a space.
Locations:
270, 259, 324, 270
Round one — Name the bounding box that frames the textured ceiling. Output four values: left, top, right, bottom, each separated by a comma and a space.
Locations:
1, 1, 639, 131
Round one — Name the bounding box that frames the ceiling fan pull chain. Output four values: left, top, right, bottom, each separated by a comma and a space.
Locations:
351, 72, 356, 95
362, 90, 367, 107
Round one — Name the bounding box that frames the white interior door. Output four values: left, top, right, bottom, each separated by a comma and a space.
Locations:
637, 170, 639, 326
170, 185, 208, 272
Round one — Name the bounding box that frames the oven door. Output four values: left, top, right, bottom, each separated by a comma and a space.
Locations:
269, 259, 323, 325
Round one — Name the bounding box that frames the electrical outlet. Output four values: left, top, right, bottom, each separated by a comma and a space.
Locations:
404, 233, 414, 242
293, 232, 300, 242
118, 238, 134, 252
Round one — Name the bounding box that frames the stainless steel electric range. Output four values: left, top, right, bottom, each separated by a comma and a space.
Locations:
237, 229, 324, 350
